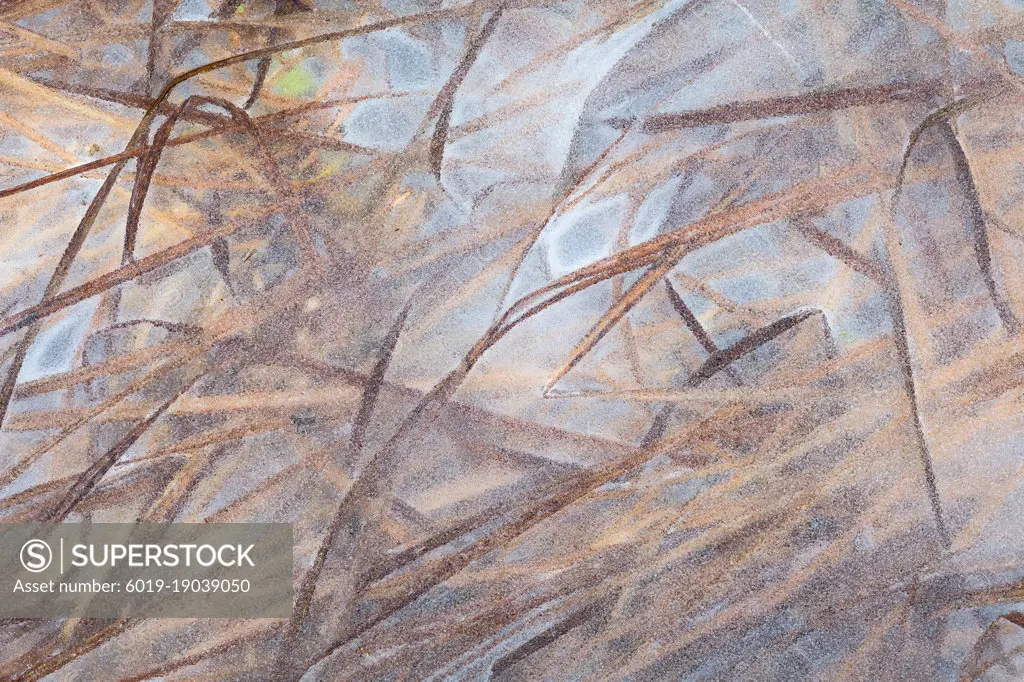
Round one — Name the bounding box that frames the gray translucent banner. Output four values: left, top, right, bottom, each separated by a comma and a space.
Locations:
0, 524, 292, 618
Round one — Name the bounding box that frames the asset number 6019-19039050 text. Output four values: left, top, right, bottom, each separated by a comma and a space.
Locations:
124, 578, 251, 593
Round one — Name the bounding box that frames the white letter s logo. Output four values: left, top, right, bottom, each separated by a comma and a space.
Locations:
20, 539, 52, 573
